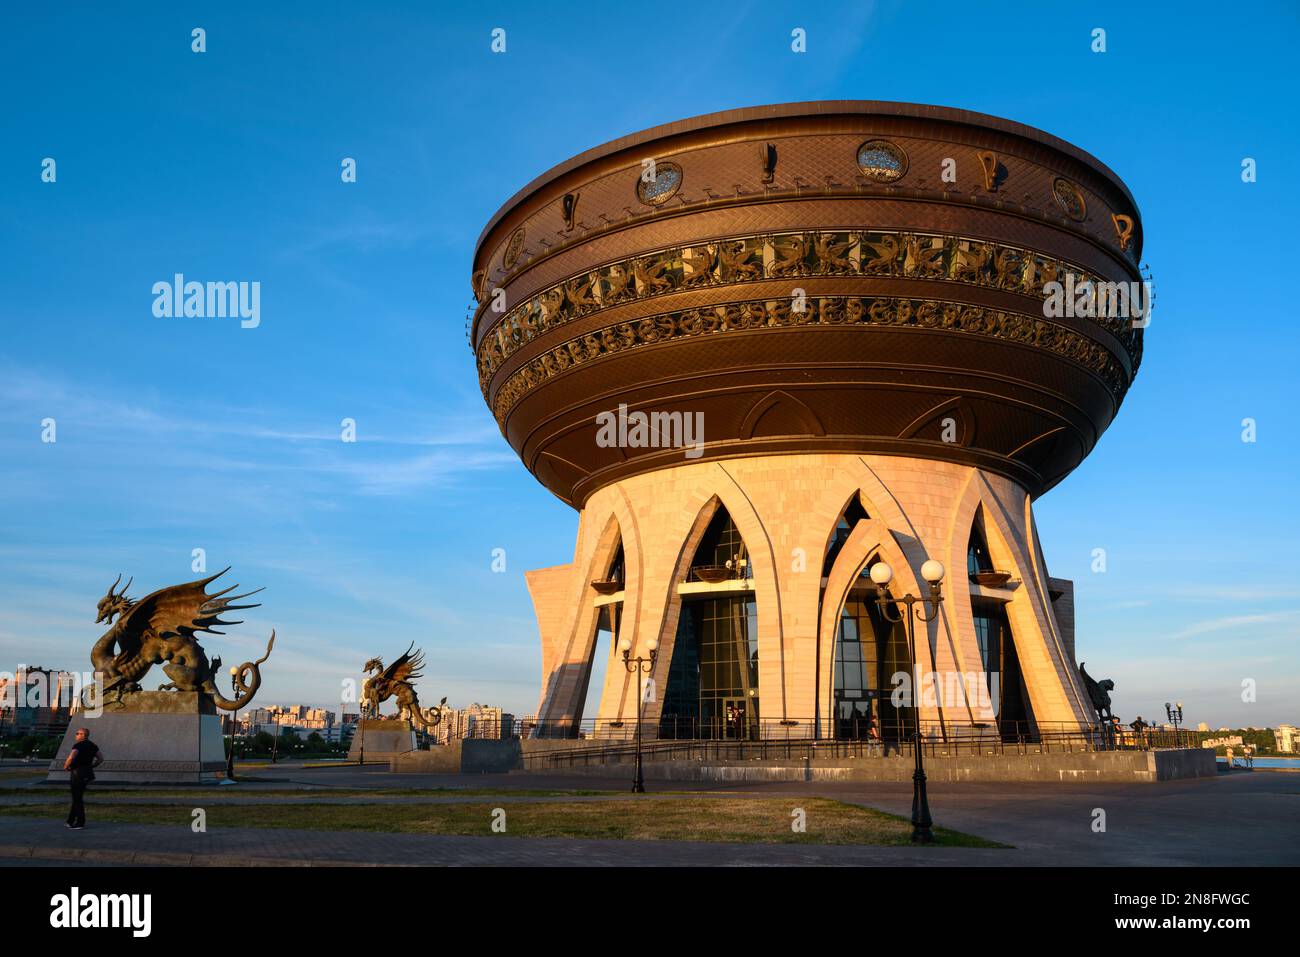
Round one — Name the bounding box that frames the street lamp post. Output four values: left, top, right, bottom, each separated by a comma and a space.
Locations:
869, 558, 945, 844
619, 635, 659, 794
1165, 701, 1184, 748
225, 666, 239, 781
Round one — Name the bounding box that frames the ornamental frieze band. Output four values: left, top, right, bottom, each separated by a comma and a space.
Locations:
489, 294, 1129, 423
474, 228, 1142, 391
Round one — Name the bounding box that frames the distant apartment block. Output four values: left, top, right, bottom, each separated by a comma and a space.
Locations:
429, 703, 514, 744
1275, 724, 1298, 753
0, 666, 78, 735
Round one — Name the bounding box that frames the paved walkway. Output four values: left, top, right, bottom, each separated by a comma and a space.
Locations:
3, 767, 1294, 866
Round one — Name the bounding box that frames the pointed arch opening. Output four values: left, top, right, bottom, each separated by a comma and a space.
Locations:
968, 508, 1035, 741
605, 539, 625, 588
660, 502, 760, 739
577, 530, 625, 736
831, 553, 913, 743
823, 491, 870, 576
967, 515, 994, 576
688, 505, 753, 582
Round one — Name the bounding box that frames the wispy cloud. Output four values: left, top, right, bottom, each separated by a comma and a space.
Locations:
0, 363, 512, 498
1169, 610, 1300, 641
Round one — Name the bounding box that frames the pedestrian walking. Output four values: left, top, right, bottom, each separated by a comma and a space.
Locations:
62, 727, 102, 829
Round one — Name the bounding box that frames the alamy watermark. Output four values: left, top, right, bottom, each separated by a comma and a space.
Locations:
151, 274, 260, 328
1, 668, 105, 718
50, 887, 151, 937
595, 403, 704, 459
889, 668, 1000, 709
1043, 274, 1152, 328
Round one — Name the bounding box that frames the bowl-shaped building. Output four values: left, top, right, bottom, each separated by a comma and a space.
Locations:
471, 101, 1143, 741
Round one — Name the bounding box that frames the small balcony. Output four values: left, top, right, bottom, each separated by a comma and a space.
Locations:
969, 569, 1014, 588
678, 559, 753, 596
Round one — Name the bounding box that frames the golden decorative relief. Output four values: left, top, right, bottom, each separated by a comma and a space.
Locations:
471, 269, 489, 304
1052, 177, 1087, 221
1111, 213, 1134, 253
486, 148, 1127, 291
502, 227, 526, 270
760, 143, 777, 184
473, 228, 1142, 390
977, 150, 1001, 192
487, 294, 1131, 423
561, 192, 580, 232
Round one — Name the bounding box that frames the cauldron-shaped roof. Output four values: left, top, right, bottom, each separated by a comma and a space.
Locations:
470, 101, 1145, 507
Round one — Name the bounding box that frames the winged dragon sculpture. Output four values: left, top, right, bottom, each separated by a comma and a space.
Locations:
361, 644, 446, 731
1078, 661, 1115, 724
90, 568, 275, 710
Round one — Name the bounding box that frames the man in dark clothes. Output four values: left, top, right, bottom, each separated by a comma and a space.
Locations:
62, 727, 102, 829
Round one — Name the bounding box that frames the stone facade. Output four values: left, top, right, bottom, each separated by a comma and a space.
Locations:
526, 453, 1093, 738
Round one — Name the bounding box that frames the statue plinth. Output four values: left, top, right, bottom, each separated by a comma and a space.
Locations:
346, 718, 419, 764
46, 691, 227, 785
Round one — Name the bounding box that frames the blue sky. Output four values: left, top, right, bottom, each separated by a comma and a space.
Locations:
2, 2, 1297, 727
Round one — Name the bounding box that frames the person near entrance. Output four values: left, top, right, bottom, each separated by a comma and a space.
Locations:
1129, 715, 1147, 749
865, 708, 882, 755
62, 727, 102, 829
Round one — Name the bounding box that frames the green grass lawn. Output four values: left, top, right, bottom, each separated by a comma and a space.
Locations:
0, 786, 615, 799
0, 795, 1004, 847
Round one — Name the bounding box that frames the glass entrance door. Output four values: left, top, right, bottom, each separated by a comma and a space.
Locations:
719, 696, 760, 739
835, 597, 913, 742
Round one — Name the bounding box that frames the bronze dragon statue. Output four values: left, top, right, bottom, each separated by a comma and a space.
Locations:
361, 644, 446, 731
1078, 661, 1115, 724
90, 568, 274, 710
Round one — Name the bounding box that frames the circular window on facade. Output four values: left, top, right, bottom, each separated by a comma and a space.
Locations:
1052, 177, 1087, 221
636, 161, 683, 206
502, 227, 526, 270
856, 140, 908, 182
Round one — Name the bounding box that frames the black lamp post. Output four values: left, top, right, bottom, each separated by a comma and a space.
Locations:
869, 558, 945, 844
225, 666, 239, 781
619, 635, 659, 794
1164, 701, 1184, 748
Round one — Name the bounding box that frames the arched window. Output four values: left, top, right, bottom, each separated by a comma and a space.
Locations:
967, 516, 994, 576
833, 557, 912, 742
607, 540, 625, 587
966, 514, 1034, 740
970, 599, 1032, 740
689, 506, 752, 581
580, 539, 624, 734
823, 492, 870, 576
662, 504, 759, 739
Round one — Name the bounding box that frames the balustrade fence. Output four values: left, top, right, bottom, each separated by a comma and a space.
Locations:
507, 715, 1194, 768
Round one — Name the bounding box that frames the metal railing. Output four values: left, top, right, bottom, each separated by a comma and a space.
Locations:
685, 563, 752, 583
515, 716, 1198, 769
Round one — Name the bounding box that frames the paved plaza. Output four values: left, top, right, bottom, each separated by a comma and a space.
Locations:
0, 763, 1295, 866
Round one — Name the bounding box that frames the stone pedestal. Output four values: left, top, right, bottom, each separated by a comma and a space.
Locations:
45, 691, 227, 785
347, 718, 418, 764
